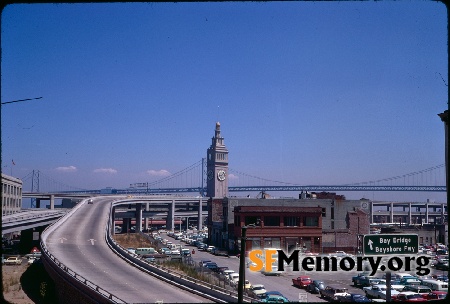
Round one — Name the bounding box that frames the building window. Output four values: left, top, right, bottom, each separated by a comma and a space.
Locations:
303, 216, 319, 227
284, 216, 299, 227
264, 216, 280, 226
245, 216, 260, 226
322, 208, 326, 217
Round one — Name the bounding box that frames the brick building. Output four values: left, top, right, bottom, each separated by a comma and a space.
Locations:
233, 205, 322, 254
207, 197, 370, 254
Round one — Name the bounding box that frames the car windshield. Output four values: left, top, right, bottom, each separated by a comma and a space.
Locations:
407, 294, 422, 299
253, 286, 265, 290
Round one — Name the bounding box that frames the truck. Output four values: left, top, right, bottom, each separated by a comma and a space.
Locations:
319, 285, 350, 301
292, 275, 312, 288
363, 284, 400, 300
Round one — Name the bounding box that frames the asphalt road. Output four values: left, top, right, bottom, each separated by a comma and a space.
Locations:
44, 197, 213, 303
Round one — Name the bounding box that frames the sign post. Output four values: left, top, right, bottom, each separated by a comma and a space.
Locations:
363, 234, 418, 255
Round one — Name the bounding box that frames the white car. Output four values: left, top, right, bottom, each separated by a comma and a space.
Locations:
227, 273, 239, 284
261, 265, 283, 276
170, 249, 181, 255
5, 256, 22, 265
249, 284, 267, 298
206, 245, 215, 252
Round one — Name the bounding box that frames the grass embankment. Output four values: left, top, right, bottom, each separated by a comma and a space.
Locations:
112, 233, 212, 283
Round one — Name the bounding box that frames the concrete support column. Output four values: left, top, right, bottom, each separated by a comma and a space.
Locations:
167, 200, 175, 231
425, 203, 429, 224
370, 202, 374, 224
50, 195, 55, 210
112, 206, 116, 234
441, 203, 445, 223
36, 198, 41, 208
408, 203, 412, 225
144, 202, 149, 231
136, 203, 142, 232
122, 218, 131, 233
390, 202, 394, 223
198, 197, 203, 231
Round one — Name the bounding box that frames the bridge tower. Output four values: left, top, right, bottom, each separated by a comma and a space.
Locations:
30, 170, 40, 208
206, 122, 229, 198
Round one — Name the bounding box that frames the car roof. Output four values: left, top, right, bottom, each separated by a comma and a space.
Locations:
430, 291, 447, 294
326, 284, 348, 288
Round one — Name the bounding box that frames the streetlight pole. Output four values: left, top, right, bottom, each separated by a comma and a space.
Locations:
238, 226, 247, 303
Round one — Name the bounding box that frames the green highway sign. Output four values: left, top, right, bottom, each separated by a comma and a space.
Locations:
363, 234, 418, 255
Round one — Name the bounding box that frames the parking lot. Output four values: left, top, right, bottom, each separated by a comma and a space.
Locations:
147, 230, 448, 302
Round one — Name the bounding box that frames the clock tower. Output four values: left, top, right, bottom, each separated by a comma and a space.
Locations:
206, 122, 229, 198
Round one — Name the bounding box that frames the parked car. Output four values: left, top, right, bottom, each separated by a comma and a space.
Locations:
199, 259, 212, 267
27, 257, 38, 265
261, 265, 283, 276
88, 199, 93, 204
307, 280, 325, 294
336, 293, 371, 302
261, 295, 289, 303
403, 285, 432, 297
204, 262, 218, 271
393, 291, 427, 302
424, 291, 447, 300
249, 284, 267, 298
229, 273, 240, 287
5, 256, 22, 265
221, 269, 235, 278
215, 266, 229, 274
206, 245, 215, 252
170, 249, 181, 255
211, 247, 229, 257
292, 275, 312, 288
261, 291, 285, 299
434, 259, 449, 271
320, 285, 350, 301
364, 284, 400, 300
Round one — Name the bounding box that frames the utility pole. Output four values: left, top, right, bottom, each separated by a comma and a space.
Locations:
238, 226, 247, 303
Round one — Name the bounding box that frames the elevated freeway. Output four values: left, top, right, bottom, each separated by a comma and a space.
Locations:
1, 209, 70, 234
41, 196, 219, 303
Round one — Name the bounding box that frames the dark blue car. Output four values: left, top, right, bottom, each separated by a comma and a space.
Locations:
337, 293, 371, 302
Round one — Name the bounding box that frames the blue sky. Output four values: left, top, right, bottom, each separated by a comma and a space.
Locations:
1, 2, 448, 203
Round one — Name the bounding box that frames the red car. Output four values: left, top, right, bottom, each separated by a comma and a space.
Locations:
425, 291, 447, 300
394, 292, 428, 302
292, 275, 312, 288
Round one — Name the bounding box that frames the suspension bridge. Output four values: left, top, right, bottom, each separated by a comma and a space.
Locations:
20, 160, 446, 198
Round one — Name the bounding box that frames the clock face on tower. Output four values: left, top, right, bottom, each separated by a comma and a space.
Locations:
217, 170, 226, 181
207, 170, 213, 180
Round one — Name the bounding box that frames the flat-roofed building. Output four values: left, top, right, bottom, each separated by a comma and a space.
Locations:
207, 197, 370, 254
1, 173, 23, 216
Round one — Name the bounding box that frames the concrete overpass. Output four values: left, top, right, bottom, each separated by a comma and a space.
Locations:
1, 209, 70, 234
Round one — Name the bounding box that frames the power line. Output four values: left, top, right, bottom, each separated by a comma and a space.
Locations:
1, 97, 43, 105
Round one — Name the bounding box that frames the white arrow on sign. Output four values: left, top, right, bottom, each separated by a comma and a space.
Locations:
59, 237, 67, 243
368, 239, 373, 250
88, 239, 96, 245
